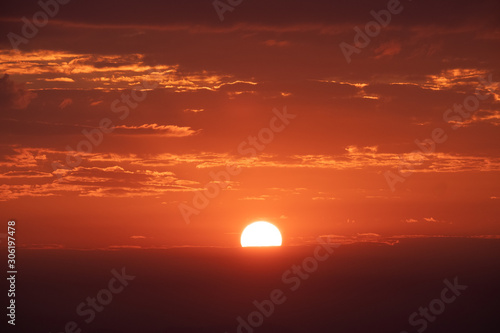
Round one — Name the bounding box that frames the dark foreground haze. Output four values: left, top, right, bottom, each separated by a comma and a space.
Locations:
8, 238, 500, 333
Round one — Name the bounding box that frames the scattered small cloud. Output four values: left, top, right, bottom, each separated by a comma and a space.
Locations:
374, 41, 402, 59
19, 243, 65, 249
404, 217, 449, 224
316, 233, 398, 246
59, 98, 73, 109
108, 245, 142, 250
312, 196, 336, 200
183, 108, 205, 113
44, 77, 75, 82
114, 124, 201, 137
90, 100, 104, 106
239, 195, 272, 201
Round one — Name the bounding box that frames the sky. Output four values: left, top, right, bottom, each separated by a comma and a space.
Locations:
0, 0, 499, 249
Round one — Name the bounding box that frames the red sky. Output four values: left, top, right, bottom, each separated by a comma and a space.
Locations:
0, 0, 499, 249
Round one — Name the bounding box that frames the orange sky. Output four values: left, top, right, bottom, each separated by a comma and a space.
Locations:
1, 0, 499, 249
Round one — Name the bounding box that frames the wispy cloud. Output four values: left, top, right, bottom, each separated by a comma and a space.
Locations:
58, 98, 73, 109
114, 124, 201, 137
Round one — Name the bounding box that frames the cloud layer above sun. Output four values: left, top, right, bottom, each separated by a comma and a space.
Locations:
1, 0, 499, 248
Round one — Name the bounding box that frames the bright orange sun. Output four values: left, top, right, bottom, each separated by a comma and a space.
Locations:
240, 221, 282, 247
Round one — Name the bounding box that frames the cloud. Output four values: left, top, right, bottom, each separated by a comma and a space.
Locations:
316, 233, 398, 246
107, 245, 142, 250
114, 124, 201, 137
0, 51, 258, 91
0, 74, 37, 109
1, 144, 498, 202
425, 68, 489, 90
239, 195, 272, 201
470, 235, 500, 239
374, 41, 402, 59
0, 171, 53, 179
59, 98, 73, 109
404, 217, 447, 224
0, 154, 201, 201
35, 146, 500, 174
44, 77, 75, 82
19, 244, 65, 250
451, 109, 500, 127
312, 196, 336, 201
90, 100, 103, 106
0, 147, 49, 168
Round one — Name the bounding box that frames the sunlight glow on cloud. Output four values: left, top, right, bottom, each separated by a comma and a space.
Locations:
44, 77, 75, 82
425, 68, 488, 90
0, 50, 258, 92
114, 124, 201, 137
1, 144, 498, 202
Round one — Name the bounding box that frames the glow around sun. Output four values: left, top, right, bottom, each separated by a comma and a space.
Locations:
240, 221, 282, 247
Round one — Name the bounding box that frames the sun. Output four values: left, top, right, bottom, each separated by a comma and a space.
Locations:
240, 221, 282, 247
